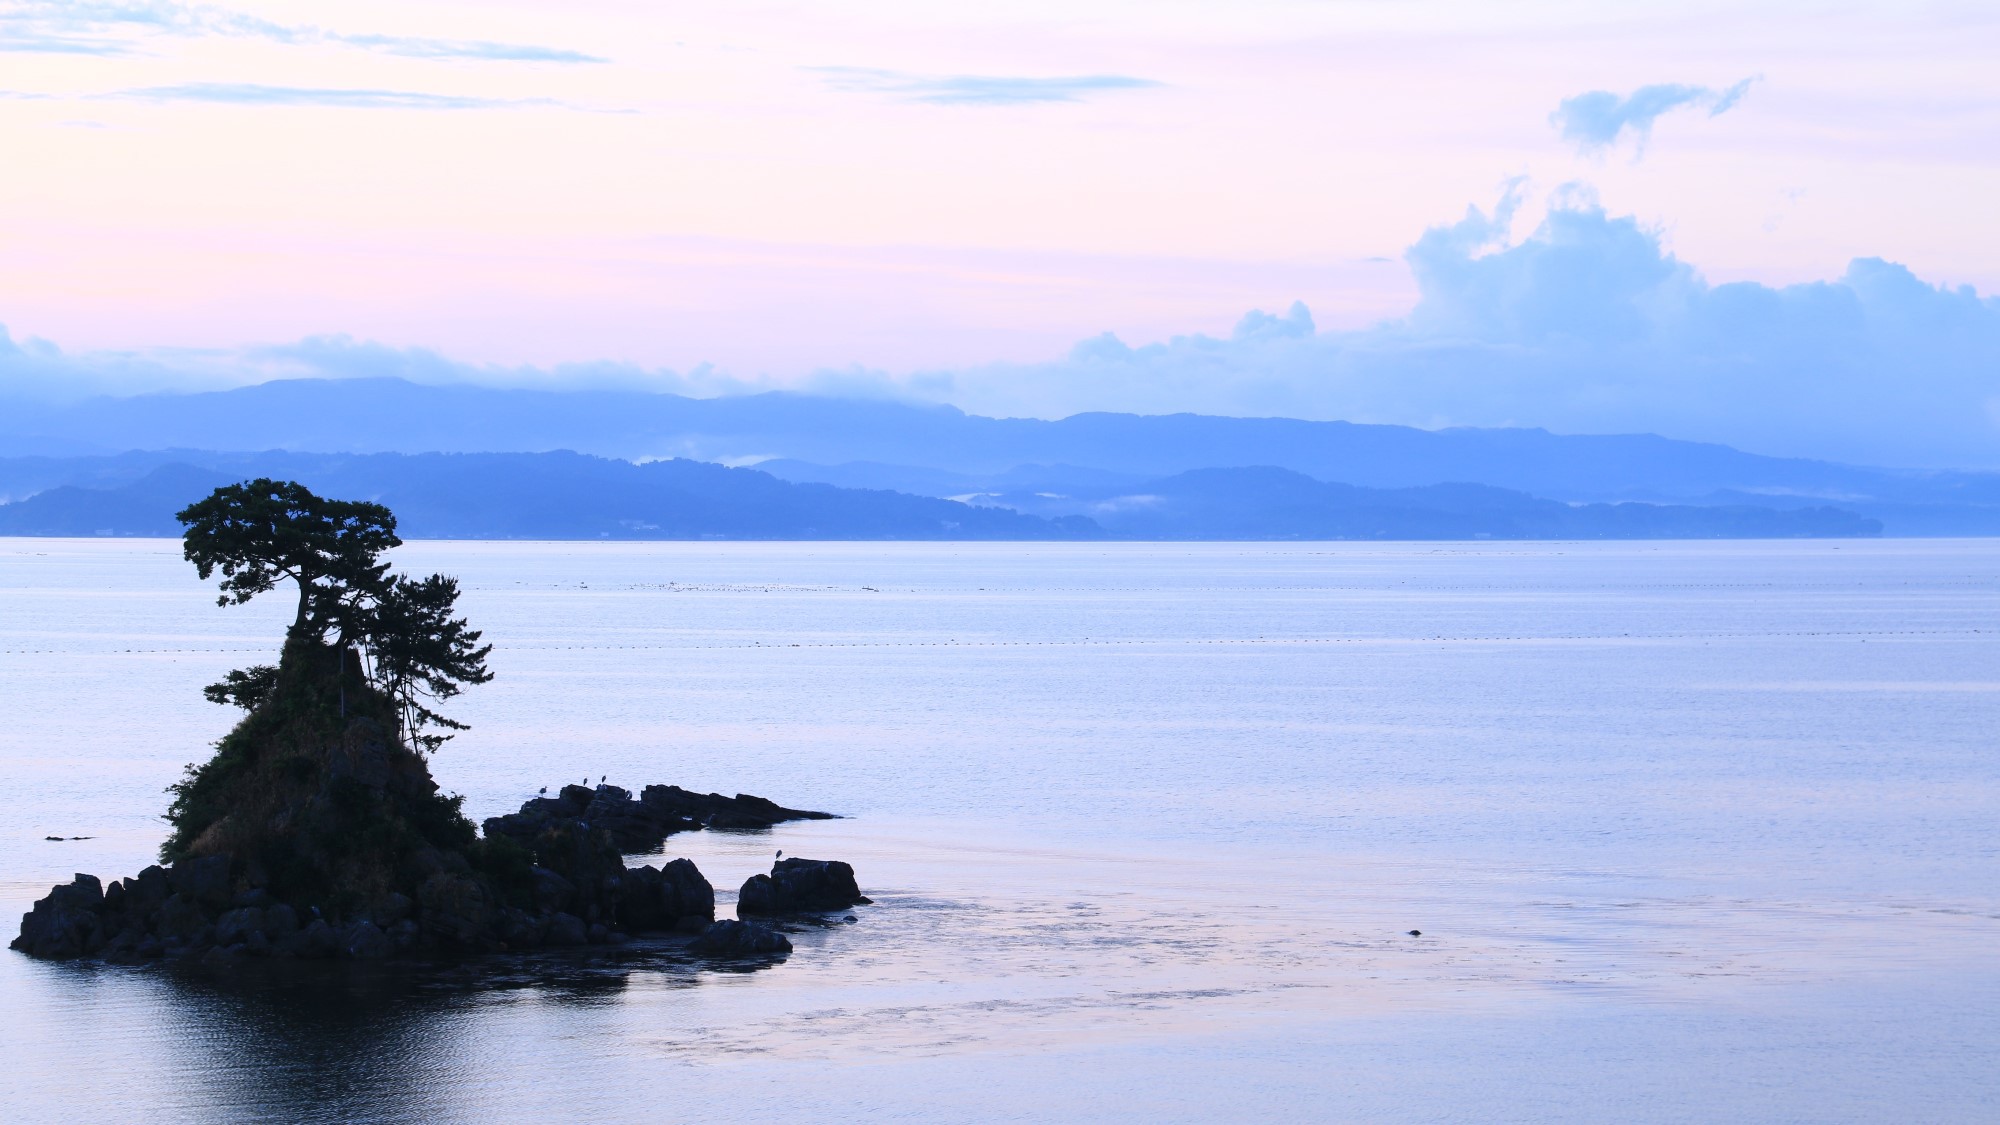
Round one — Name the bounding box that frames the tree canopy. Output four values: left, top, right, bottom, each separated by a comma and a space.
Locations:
178, 479, 492, 752
177, 478, 400, 644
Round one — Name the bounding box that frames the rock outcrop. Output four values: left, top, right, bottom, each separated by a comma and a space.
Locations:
9, 778, 858, 964
736, 858, 871, 915
481, 784, 833, 855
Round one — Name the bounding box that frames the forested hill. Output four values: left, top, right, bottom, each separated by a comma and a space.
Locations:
0, 376, 1937, 501
0, 452, 1879, 540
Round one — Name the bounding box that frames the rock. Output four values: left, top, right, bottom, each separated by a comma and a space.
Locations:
169, 856, 233, 908
737, 858, 867, 914
264, 903, 300, 937
688, 920, 791, 956
229, 887, 273, 910
214, 906, 266, 946
736, 874, 780, 916
374, 892, 414, 927
9, 874, 106, 958
544, 912, 587, 947
496, 908, 543, 949
615, 864, 671, 932
587, 922, 609, 944
616, 859, 716, 933
125, 866, 171, 914
153, 893, 211, 944
483, 782, 832, 861
529, 866, 576, 914
418, 873, 492, 945
340, 920, 393, 959
660, 858, 716, 925
279, 918, 339, 959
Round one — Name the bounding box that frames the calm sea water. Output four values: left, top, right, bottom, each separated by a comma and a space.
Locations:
2, 538, 1996, 1122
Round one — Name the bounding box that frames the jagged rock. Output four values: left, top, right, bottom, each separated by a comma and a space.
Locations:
737, 858, 868, 914
15, 779, 814, 966
482, 782, 832, 859
616, 858, 718, 934
9, 874, 106, 958
688, 919, 792, 956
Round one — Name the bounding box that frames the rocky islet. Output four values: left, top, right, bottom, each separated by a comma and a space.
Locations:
14, 781, 865, 967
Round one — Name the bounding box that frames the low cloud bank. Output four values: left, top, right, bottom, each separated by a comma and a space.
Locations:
919, 188, 2000, 469
5, 188, 1998, 469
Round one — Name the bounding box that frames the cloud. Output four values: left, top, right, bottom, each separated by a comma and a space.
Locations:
0, 328, 760, 406
812, 67, 1161, 105
114, 83, 557, 110
6, 189, 1999, 470
1550, 78, 1756, 155
0, 1, 603, 62
906, 188, 2000, 469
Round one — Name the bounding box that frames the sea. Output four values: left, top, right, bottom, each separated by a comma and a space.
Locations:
1, 538, 1996, 1122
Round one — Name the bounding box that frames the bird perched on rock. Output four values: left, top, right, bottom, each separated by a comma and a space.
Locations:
775, 849, 783, 859
538, 787, 547, 796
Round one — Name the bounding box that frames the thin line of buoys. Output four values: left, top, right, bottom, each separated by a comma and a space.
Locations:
2, 627, 1991, 657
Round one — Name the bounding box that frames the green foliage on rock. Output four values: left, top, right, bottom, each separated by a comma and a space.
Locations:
161, 480, 495, 916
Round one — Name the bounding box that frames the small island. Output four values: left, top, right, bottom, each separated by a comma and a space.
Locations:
12, 480, 867, 966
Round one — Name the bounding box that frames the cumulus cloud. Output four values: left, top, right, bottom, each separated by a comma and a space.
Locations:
812, 67, 1160, 105
6, 189, 1998, 469
911, 189, 2000, 469
1551, 78, 1755, 155
0, 0, 603, 62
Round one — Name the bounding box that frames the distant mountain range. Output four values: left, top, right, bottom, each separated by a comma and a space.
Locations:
0, 451, 1880, 541
1, 379, 1995, 537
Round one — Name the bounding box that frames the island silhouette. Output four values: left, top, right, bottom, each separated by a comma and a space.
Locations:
13, 480, 865, 966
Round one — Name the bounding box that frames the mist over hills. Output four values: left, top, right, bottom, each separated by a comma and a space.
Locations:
0, 454, 1090, 541
0, 451, 1879, 541
0, 377, 1991, 535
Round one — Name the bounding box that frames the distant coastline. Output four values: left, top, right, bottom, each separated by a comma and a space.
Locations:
0, 451, 1881, 541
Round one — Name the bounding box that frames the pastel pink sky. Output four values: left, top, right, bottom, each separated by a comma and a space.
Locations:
1, 0, 1997, 379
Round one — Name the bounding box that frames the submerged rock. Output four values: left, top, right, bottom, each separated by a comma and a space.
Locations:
688, 919, 792, 956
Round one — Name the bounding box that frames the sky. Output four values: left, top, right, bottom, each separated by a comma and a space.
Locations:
1, 0, 1998, 466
